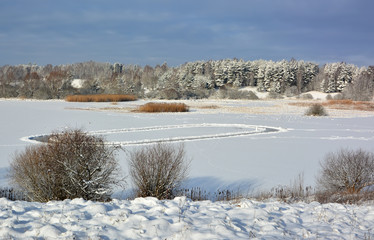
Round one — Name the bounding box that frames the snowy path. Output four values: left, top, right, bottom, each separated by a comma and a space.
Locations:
1, 197, 373, 239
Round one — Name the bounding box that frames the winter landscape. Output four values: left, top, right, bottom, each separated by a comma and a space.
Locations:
1, 94, 374, 239
2, 0, 374, 238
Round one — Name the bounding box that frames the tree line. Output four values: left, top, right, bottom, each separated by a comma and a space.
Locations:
1, 59, 373, 100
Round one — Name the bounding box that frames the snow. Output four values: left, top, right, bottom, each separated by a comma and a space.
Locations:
1, 98, 374, 239
239, 87, 340, 100
1, 196, 374, 239
1, 98, 374, 193
71, 79, 85, 89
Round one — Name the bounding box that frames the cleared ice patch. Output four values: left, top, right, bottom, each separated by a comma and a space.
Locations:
22, 123, 287, 146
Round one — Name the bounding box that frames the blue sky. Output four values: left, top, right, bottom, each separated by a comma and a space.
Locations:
1, 0, 373, 67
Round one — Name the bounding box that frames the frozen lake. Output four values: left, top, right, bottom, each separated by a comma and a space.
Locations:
1, 99, 374, 195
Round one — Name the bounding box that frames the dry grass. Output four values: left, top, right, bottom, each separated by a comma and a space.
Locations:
323, 100, 374, 111
289, 100, 374, 112
198, 104, 220, 109
65, 94, 137, 102
136, 102, 189, 113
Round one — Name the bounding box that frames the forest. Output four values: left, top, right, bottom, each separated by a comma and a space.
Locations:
1, 59, 373, 101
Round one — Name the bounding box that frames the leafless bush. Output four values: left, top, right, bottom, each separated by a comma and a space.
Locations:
128, 143, 190, 199
305, 103, 328, 116
10, 129, 123, 202
317, 148, 374, 194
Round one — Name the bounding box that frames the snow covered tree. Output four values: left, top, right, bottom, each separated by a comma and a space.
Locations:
10, 129, 123, 202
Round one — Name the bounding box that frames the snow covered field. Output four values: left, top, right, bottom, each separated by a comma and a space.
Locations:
1, 196, 374, 239
1, 98, 374, 192
1, 98, 374, 239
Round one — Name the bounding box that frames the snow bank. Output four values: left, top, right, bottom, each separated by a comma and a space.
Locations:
0, 197, 373, 239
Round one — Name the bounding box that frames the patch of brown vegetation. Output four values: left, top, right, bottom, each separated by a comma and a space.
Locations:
65, 94, 137, 102
136, 102, 189, 113
289, 100, 374, 112
198, 104, 220, 109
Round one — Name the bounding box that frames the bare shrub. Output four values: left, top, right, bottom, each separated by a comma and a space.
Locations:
65, 94, 137, 102
305, 103, 328, 116
10, 129, 123, 202
128, 143, 190, 199
317, 149, 374, 194
137, 102, 189, 112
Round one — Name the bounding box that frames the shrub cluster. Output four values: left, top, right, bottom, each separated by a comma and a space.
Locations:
65, 94, 137, 102
8, 127, 374, 205
10, 129, 122, 202
137, 102, 189, 112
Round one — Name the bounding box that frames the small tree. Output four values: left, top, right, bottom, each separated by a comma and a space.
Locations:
128, 143, 190, 199
317, 148, 374, 194
10, 129, 123, 202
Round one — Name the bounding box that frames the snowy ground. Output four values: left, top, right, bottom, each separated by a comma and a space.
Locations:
1, 196, 374, 239
1, 97, 374, 194
1, 97, 374, 239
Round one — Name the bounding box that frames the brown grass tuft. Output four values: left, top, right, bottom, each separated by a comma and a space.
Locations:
65, 94, 137, 102
137, 102, 189, 113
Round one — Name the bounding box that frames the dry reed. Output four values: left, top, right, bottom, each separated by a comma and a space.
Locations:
289, 100, 374, 112
137, 102, 189, 113
65, 94, 137, 102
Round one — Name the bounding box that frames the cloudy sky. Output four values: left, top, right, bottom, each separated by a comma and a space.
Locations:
1, 0, 373, 67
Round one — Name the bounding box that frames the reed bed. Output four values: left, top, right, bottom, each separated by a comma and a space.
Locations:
65, 94, 137, 102
290, 99, 374, 112
137, 102, 189, 113
323, 100, 374, 111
